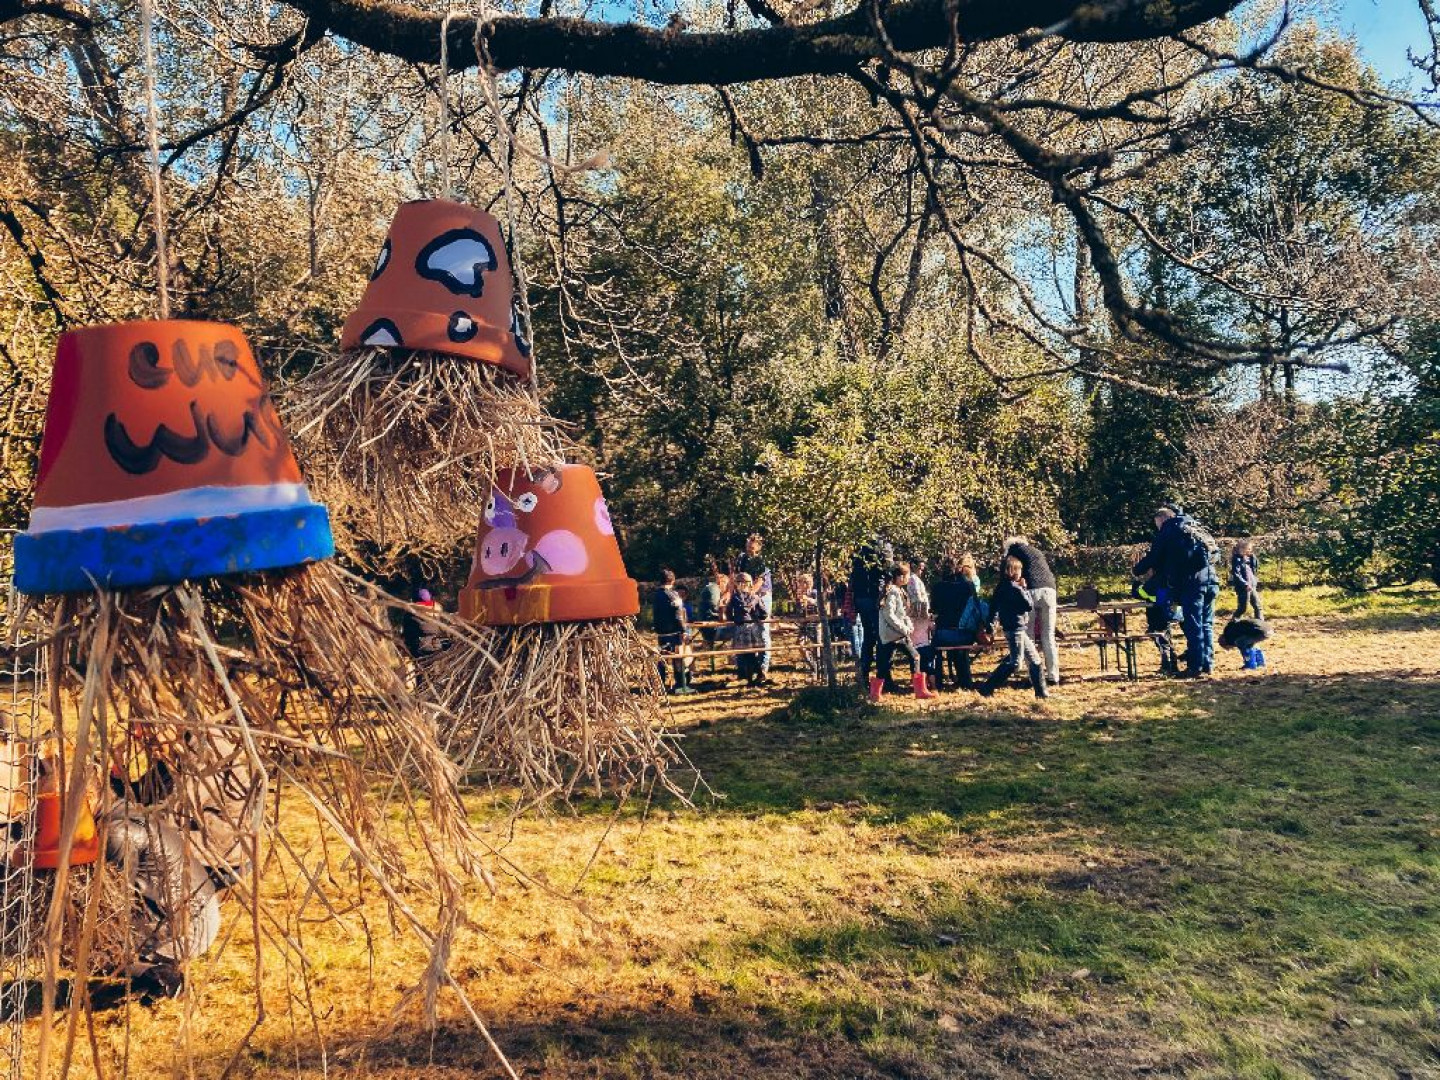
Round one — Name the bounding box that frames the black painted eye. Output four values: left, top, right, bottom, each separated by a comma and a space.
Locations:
371, 239, 391, 280
448, 311, 479, 342
416, 229, 498, 297
500, 542, 509, 557
358, 318, 402, 347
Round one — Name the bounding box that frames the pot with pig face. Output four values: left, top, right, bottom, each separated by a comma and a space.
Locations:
459, 465, 639, 626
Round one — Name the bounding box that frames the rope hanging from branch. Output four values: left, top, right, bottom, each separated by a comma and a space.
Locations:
139, 0, 170, 318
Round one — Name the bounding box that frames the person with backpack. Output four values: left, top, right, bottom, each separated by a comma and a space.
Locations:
1133, 506, 1220, 678
874, 564, 935, 702
930, 555, 985, 690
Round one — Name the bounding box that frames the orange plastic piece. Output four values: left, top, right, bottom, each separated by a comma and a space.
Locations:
32, 320, 303, 511
459, 464, 639, 625
340, 199, 531, 378
27, 790, 100, 868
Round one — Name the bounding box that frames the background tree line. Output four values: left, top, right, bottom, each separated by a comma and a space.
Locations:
1, 0, 1438, 587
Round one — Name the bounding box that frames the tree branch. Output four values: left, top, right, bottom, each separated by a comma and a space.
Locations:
253, 0, 1240, 85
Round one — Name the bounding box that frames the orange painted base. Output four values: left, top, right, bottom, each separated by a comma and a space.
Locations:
459, 577, 639, 626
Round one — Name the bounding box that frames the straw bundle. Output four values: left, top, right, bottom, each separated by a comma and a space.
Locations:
4, 561, 505, 1074
422, 615, 690, 810
285, 349, 567, 563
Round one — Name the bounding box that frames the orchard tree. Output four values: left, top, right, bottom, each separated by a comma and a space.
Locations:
1311, 323, 1440, 588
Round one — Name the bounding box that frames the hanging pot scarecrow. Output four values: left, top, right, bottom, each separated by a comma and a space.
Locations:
6, 318, 484, 1031
424, 464, 684, 804
285, 199, 566, 564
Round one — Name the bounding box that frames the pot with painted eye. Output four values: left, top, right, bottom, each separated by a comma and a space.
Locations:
340, 199, 531, 377
459, 464, 639, 626
14, 320, 333, 595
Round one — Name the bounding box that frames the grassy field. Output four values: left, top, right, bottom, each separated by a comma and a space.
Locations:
36, 585, 1440, 1078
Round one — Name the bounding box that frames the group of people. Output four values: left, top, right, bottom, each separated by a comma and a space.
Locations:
647, 507, 1267, 698
846, 538, 1061, 701
651, 533, 781, 692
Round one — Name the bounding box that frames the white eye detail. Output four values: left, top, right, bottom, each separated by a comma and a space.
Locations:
515, 492, 539, 513
483, 496, 496, 523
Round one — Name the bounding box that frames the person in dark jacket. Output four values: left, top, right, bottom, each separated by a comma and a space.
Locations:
1004, 537, 1059, 686
1133, 506, 1220, 677
978, 556, 1048, 699
930, 557, 979, 690
651, 569, 694, 694
727, 572, 769, 687
848, 542, 890, 689
1230, 540, 1263, 619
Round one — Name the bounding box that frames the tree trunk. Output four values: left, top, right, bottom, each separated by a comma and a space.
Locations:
816, 539, 836, 690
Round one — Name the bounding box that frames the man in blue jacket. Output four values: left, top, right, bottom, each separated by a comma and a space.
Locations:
1132, 506, 1220, 677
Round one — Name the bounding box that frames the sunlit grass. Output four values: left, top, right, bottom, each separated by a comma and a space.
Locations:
28, 587, 1440, 1078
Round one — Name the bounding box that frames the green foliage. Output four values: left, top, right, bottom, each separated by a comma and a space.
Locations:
1311, 323, 1440, 588
743, 350, 1081, 563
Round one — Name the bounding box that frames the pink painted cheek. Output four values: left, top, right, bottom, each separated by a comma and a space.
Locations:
594, 497, 614, 536
480, 526, 530, 576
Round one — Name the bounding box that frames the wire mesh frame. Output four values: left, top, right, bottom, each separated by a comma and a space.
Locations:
1, 531, 43, 1080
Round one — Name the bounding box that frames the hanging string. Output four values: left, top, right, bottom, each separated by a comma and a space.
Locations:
139, 0, 170, 318
472, 6, 615, 396
473, 1, 538, 393
439, 11, 459, 202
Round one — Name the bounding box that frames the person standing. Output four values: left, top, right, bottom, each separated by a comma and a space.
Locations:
727, 572, 768, 687
1133, 506, 1220, 678
737, 533, 773, 684
978, 555, 1048, 699
874, 564, 935, 702
1004, 536, 1059, 687
904, 558, 934, 688
401, 587, 443, 663
650, 569, 694, 694
697, 568, 730, 646
848, 542, 889, 690
1231, 540, 1263, 620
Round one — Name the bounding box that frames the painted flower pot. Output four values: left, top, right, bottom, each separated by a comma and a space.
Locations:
14, 320, 333, 594
340, 199, 531, 377
459, 464, 639, 625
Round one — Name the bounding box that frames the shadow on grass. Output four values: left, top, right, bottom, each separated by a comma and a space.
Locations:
175, 672, 1440, 1080
210, 974, 1199, 1080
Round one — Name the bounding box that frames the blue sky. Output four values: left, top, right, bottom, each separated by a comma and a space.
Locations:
1330, 0, 1435, 88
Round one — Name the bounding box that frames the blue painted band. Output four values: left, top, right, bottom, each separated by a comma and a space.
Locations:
14, 504, 334, 595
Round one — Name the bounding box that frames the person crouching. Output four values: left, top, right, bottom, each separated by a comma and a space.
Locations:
978, 555, 1049, 699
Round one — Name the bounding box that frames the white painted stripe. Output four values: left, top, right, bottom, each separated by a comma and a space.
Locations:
26, 483, 316, 534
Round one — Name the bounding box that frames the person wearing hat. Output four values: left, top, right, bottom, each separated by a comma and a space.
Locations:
1133, 506, 1220, 677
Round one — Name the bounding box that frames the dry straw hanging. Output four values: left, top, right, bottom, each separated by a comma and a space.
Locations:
423, 464, 689, 810
3, 319, 510, 1076
285, 198, 567, 563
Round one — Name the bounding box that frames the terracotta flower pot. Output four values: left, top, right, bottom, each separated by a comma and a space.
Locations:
340, 199, 531, 378
14, 320, 333, 594
459, 464, 639, 625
